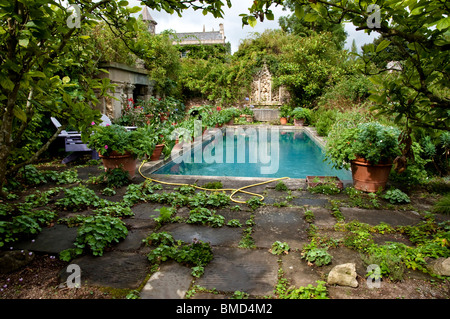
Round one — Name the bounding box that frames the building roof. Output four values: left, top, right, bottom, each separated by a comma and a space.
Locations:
171, 31, 224, 42
142, 6, 157, 24
171, 25, 226, 46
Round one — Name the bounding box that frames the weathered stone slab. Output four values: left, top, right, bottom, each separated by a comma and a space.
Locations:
13, 224, 78, 254
115, 229, 149, 251
125, 203, 161, 229
340, 207, 422, 226
195, 247, 279, 296
160, 223, 242, 247
253, 206, 309, 249
291, 197, 329, 207
140, 261, 192, 299
281, 253, 321, 288
60, 251, 149, 289
310, 207, 337, 228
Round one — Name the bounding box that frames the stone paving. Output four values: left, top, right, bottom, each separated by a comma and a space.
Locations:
9, 171, 450, 299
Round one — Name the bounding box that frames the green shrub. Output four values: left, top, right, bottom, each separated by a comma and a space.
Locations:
382, 188, 410, 204
93, 204, 134, 218
362, 246, 406, 281
432, 194, 450, 215
246, 196, 264, 211
56, 185, 106, 211
102, 168, 130, 188
281, 281, 328, 299
270, 241, 290, 255
302, 247, 332, 266
275, 181, 288, 191
146, 232, 213, 276
226, 219, 242, 227
186, 207, 225, 228
201, 181, 223, 189
152, 206, 177, 224
312, 109, 337, 137
308, 183, 341, 195
74, 215, 128, 256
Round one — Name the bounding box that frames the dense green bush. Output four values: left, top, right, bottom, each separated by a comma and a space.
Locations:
74, 215, 128, 256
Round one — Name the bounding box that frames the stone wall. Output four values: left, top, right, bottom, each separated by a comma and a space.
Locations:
250, 64, 290, 107
96, 62, 155, 119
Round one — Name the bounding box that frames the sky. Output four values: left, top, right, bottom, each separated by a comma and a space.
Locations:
130, 0, 378, 54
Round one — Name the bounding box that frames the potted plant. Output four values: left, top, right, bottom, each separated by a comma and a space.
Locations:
241, 107, 254, 122
279, 105, 291, 125
291, 107, 311, 126
88, 124, 155, 178
325, 121, 401, 192
147, 122, 176, 161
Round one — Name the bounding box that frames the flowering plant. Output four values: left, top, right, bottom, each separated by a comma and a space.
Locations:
325, 121, 401, 170
87, 124, 155, 159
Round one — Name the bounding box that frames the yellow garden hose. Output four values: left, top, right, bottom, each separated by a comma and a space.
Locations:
138, 160, 290, 204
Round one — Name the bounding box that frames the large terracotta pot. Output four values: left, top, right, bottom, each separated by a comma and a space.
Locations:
280, 117, 287, 125
294, 118, 305, 126
351, 157, 392, 192
99, 151, 137, 178
150, 144, 165, 161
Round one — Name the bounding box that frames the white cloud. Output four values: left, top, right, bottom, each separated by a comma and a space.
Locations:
131, 0, 376, 53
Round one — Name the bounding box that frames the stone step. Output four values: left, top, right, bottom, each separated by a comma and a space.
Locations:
140, 261, 193, 299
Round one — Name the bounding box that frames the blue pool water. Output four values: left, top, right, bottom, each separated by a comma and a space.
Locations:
153, 128, 352, 180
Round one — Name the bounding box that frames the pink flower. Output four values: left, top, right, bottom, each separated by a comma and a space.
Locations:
105, 145, 108, 150
91, 121, 95, 125
106, 123, 110, 126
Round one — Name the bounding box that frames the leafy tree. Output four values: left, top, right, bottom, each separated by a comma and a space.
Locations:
240, 0, 449, 131
275, 32, 349, 105
0, 0, 233, 197
239, 0, 449, 172
279, 0, 347, 50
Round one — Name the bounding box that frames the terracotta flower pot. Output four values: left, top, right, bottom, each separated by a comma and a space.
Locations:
280, 117, 287, 125
99, 151, 137, 178
150, 144, 165, 161
351, 158, 393, 192
294, 118, 305, 126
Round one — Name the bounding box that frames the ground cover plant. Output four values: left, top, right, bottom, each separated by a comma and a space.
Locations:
144, 232, 213, 278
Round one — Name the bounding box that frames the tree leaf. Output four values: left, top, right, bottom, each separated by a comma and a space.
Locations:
295, 5, 305, 19
376, 39, 391, 52
304, 12, 318, 22
436, 17, 450, 31
19, 38, 29, 48
266, 12, 274, 21
248, 16, 257, 27
13, 106, 27, 122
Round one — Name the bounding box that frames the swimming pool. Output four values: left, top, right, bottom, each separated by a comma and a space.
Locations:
152, 127, 352, 180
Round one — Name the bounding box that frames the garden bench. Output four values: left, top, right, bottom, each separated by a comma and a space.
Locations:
51, 115, 136, 164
